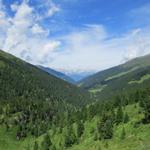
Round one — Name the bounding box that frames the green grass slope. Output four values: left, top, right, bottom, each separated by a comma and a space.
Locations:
0, 50, 91, 106
68, 104, 147, 150
0, 103, 150, 150
79, 54, 150, 100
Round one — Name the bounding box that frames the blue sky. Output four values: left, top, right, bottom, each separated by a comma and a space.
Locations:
0, 0, 150, 73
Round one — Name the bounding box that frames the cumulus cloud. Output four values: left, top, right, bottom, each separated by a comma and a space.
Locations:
31, 24, 49, 35
10, 2, 19, 12
0, 0, 150, 73
0, 0, 60, 65
122, 28, 150, 61
35, 0, 60, 20
46, 25, 150, 73
47, 2, 60, 17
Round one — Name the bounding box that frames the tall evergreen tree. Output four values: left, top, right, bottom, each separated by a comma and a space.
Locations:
139, 97, 150, 123
97, 113, 114, 140
116, 106, 124, 125
33, 141, 38, 150
51, 144, 56, 150
120, 127, 126, 140
64, 125, 77, 147
77, 120, 84, 138
123, 112, 129, 123
42, 133, 52, 150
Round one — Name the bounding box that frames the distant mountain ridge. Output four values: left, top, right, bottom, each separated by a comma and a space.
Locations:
0, 50, 91, 106
38, 65, 75, 84
79, 54, 150, 100
66, 72, 94, 82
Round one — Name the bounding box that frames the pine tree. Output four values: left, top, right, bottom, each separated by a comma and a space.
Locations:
135, 90, 142, 102
51, 144, 56, 150
97, 113, 113, 140
64, 125, 77, 147
77, 120, 84, 138
5, 121, 9, 132
123, 112, 129, 123
116, 106, 124, 125
33, 141, 38, 150
139, 97, 150, 123
42, 133, 52, 150
94, 130, 98, 141
120, 127, 126, 140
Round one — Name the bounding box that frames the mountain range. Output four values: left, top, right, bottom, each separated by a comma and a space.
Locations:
37, 65, 75, 84
79, 54, 150, 100
1, 49, 150, 150
0, 50, 91, 106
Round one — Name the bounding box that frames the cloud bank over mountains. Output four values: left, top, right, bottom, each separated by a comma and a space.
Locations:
0, 0, 150, 73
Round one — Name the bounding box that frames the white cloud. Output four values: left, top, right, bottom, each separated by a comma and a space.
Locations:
123, 28, 150, 61
0, 0, 60, 65
31, 24, 49, 35
35, 0, 60, 20
47, 25, 150, 73
47, 2, 60, 17
0, 0, 10, 46
10, 2, 19, 12
3, 1, 34, 53
46, 25, 121, 72
0, 0, 150, 74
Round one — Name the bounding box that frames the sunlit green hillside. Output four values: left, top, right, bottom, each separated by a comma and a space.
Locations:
79, 54, 150, 100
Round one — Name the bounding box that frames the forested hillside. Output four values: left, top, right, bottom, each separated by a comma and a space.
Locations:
0, 49, 92, 148
0, 50, 91, 106
1, 86, 150, 150
1, 50, 150, 150
1, 0, 150, 149
79, 54, 150, 100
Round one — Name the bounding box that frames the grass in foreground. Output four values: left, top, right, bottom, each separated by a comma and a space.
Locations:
0, 104, 150, 150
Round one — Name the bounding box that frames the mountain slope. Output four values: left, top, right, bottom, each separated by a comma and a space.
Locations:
38, 65, 75, 84
0, 50, 91, 106
79, 54, 150, 100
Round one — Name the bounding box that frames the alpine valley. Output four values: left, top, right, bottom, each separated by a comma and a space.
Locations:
0, 50, 150, 150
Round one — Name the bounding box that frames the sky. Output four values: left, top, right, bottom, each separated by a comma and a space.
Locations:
0, 0, 150, 74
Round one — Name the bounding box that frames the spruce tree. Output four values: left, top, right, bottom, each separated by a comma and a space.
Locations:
97, 113, 113, 140
33, 141, 38, 150
51, 145, 56, 150
64, 125, 77, 147
123, 112, 129, 123
120, 127, 126, 140
94, 130, 98, 141
139, 97, 150, 123
116, 106, 124, 125
77, 120, 84, 138
42, 133, 52, 150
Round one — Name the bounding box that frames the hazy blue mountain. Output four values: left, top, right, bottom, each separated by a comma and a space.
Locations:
66, 72, 94, 82
38, 66, 75, 84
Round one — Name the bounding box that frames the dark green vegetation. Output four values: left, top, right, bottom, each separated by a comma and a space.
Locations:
0, 50, 91, 106
38, 65, 75, 84
0, 50, 150, 150
79, 54, 150, 100
0, 49, 91, 148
